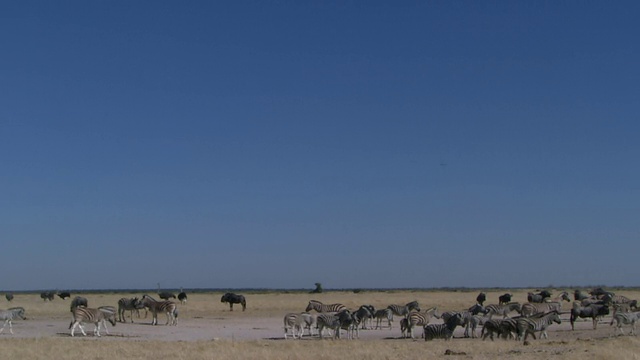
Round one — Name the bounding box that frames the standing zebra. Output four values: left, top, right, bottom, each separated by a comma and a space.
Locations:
516, 311, 562, 342
481, 319, 504, 341
283, 313, 304, 339
405, 306, 439, 339
316, 313, 341, 339
423, 313, 464, 341
520, 302, 562, 317
221, 293, 247, 311
0, 307, 26, 334
354, 305, 375, 330
140, 294, 178, 326
485, 303, 522, 319
373, 308, 393, 330
387, 301, 420, 318
69, 307, 116, 337
117, 297, 144, 323
610, 311, 640, 336
305, 300, 346, 313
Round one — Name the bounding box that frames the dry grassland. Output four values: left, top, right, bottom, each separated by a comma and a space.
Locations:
1, 289, 639, 359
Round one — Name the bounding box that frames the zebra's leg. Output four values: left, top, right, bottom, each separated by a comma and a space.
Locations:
0, 319, 7, 334
79, 323, 87, 336
102, 319, 110, 335
70, 321, 78, 337
94, 321, 101, 337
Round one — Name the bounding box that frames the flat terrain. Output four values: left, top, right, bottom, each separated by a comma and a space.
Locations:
1, 290, 639, 359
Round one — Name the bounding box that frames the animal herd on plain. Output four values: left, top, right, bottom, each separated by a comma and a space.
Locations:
0, 288, 639, 343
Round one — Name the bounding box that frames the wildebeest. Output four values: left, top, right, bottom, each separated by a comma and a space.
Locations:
40, 291, 55, 301
498, 293, 512, 305
158, 292, 176, 300
57, 292, 71, 300
70, 296, 88, 312
570, 302, 609, 330
178, 292, 187, 304
527, 290, 552, 303
5, 293, 13, 302
476, 292, 486, 306
221, 293, 246, 311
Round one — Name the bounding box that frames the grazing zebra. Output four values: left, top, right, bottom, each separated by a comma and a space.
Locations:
70, 296, 88, 312
97, 306, 116, 335
516, 311, 562, 342
117, 297, 144, 323
374, 308, 393, 330
305, 300, 346, 313
545, 292, 571, 303
423, 312, 464, 341
221, 293, 247, 311
140, 294, 177, 326
520, 302, 562, 317
178, 292, 187, 304
498, 293, 512, 305
283, 313, 304, 339
485, 303, 522, 319
0, 307, 26, 334
5, 293, 13, 302
70, 307, 116, 337
610, 311, 640, 335
570, 302, 609, 330
405, 307, 439, 339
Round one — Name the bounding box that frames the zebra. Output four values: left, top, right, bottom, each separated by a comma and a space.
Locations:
545, 292, 571, 303
140, 294, 177, 326
305, 300, 346, 313
221, 293, 247, 311
386, 300, 420, 329
498, 317, 519, 340
97, 306, 117, 335
603, 293, 634, 306
481, 319, 504, 341
405, 306, 439, 339
316, 313, 341, 339
516, 311, 562, 342
70, 296, 88, 312
117, 297, 145, 323
283, 313, 304, 339
520, 302, 562, 317
423, 312, 464, 341
69, 307, 116, 337
354, 305, 375, 330
610, 311, 640, 336
337, 310, 360, 339
440, 306, 486, 339
485, 303, 522, 319
373, 308, 393, 330
0, 307, 26, 334
299, 312, 318, 336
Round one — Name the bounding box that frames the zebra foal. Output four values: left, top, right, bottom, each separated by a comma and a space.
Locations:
0, 307, 26, 335
70, 307, 116, 337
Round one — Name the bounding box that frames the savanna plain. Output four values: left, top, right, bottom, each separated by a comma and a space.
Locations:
1, 289, 639, 359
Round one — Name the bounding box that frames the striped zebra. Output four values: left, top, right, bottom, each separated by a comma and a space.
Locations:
354, 305, 375, 330
305, 300, 346, 313
498, 317, 519, 340
70, 307, 117, 337
316, 313, 341, 339
387, 301, 420, 318
516, 311, 561, 342
481, 319, 503, 341
300, 312, 317, 336
337, 310, 359, 339
604, 293, 634, 306
485, 303, 522, 319
440, 309, 484, 339
283, 313, 304, 339
374, 308, 393, 330
405, 306, 439, 339
117, 297, 144, 323
0, 307, 26, 335
520, 302, 562, 317
423, 312, 464, 341
140, 294, 178, 326
610, 311, 640, 336
97, 306, 117, 335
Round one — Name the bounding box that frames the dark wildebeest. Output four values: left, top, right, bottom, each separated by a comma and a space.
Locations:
574, 290, 589, 301
5, 293, 14, 302
476, 292, 486, 306
40, 291, 55, 301
178, 292, 188, 304
221, 293, 246, 311
528, 290, 552, 303
498, 293, 512, 305
570, 302, 610, 330
590, 288, 612, 297
158, 292, 176, 300
70, 296, 88, 312
57, 292, 71, 300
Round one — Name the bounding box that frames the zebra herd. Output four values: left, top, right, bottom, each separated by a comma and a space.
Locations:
282, 289, 640, 343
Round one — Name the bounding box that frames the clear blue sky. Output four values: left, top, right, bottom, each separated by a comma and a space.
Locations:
1, 1, 638, 291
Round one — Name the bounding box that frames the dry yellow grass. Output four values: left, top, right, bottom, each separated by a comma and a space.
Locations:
1, 289, 639, 359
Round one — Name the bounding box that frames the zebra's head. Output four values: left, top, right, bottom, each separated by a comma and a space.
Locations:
550, 311, 562, 324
